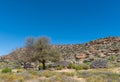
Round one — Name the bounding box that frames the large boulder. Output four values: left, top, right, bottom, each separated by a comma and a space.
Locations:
90, 59, 108, 68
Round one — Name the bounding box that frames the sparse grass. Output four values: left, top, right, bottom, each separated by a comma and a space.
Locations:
77, 68, 120, 82
0, 67, 119, 82
40, 70, 57, 78
0, 73, 24, 82
61, 72, 76, 77
28, 70, 40, 76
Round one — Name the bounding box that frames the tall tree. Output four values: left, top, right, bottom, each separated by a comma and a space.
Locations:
25, 37, 35, 62
33, 37, 61, 70
25, 36, 61, 70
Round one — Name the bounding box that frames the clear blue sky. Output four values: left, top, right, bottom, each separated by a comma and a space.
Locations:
0, 0, 120, 55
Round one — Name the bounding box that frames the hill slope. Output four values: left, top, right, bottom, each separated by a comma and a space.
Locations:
2, 37, 120, 64
54, 37, 120, 63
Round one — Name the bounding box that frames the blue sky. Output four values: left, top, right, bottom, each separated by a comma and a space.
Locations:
0, 0, 120, 55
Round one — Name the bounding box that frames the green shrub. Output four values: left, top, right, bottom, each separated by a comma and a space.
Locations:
46, 64, 52, 69
2, 68, 12, 73
83, 60, 91, 65
82, 64, 90, 70
68, 63, 76, 69
57, 65, 64, 70
68, 63, 90, 70
75, 64, 90, 70
108, 55, 117, 61
75, 65, 82, 70
38, 64, 43, 70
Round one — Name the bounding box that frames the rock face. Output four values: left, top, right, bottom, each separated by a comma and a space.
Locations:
3, 37, 120, 64
90, 59, 108, 68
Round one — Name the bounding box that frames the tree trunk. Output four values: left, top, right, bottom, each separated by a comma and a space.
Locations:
42, 60, 46, 70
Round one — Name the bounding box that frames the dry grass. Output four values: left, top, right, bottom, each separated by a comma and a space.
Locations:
0, 68, 119, 82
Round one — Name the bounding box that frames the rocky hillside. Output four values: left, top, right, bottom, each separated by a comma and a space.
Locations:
54, 37, 120, 64
2, 37, 120, 64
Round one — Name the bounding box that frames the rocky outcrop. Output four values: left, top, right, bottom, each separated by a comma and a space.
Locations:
90, 59, 108, 68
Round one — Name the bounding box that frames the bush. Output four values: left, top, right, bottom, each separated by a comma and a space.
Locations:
38, 64, 52, 70
75, 64, 90, 70
75, 65, 82, 70
108, 55, 117, 61
57, 65, 64, 70
82, 64, 90, 70
46, 64, 52, 69
83, 59, 91, 65
68, 63, 76, 69
14, 65, 22, 69
2, 68, 12, 73
38, 64, 43, 70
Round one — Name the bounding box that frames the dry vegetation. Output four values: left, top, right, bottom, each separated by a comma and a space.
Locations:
0, 67, 119, 82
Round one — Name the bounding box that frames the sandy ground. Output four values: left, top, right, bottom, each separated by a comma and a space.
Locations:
54, 69, 75, 72
108, 67, 120, 74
